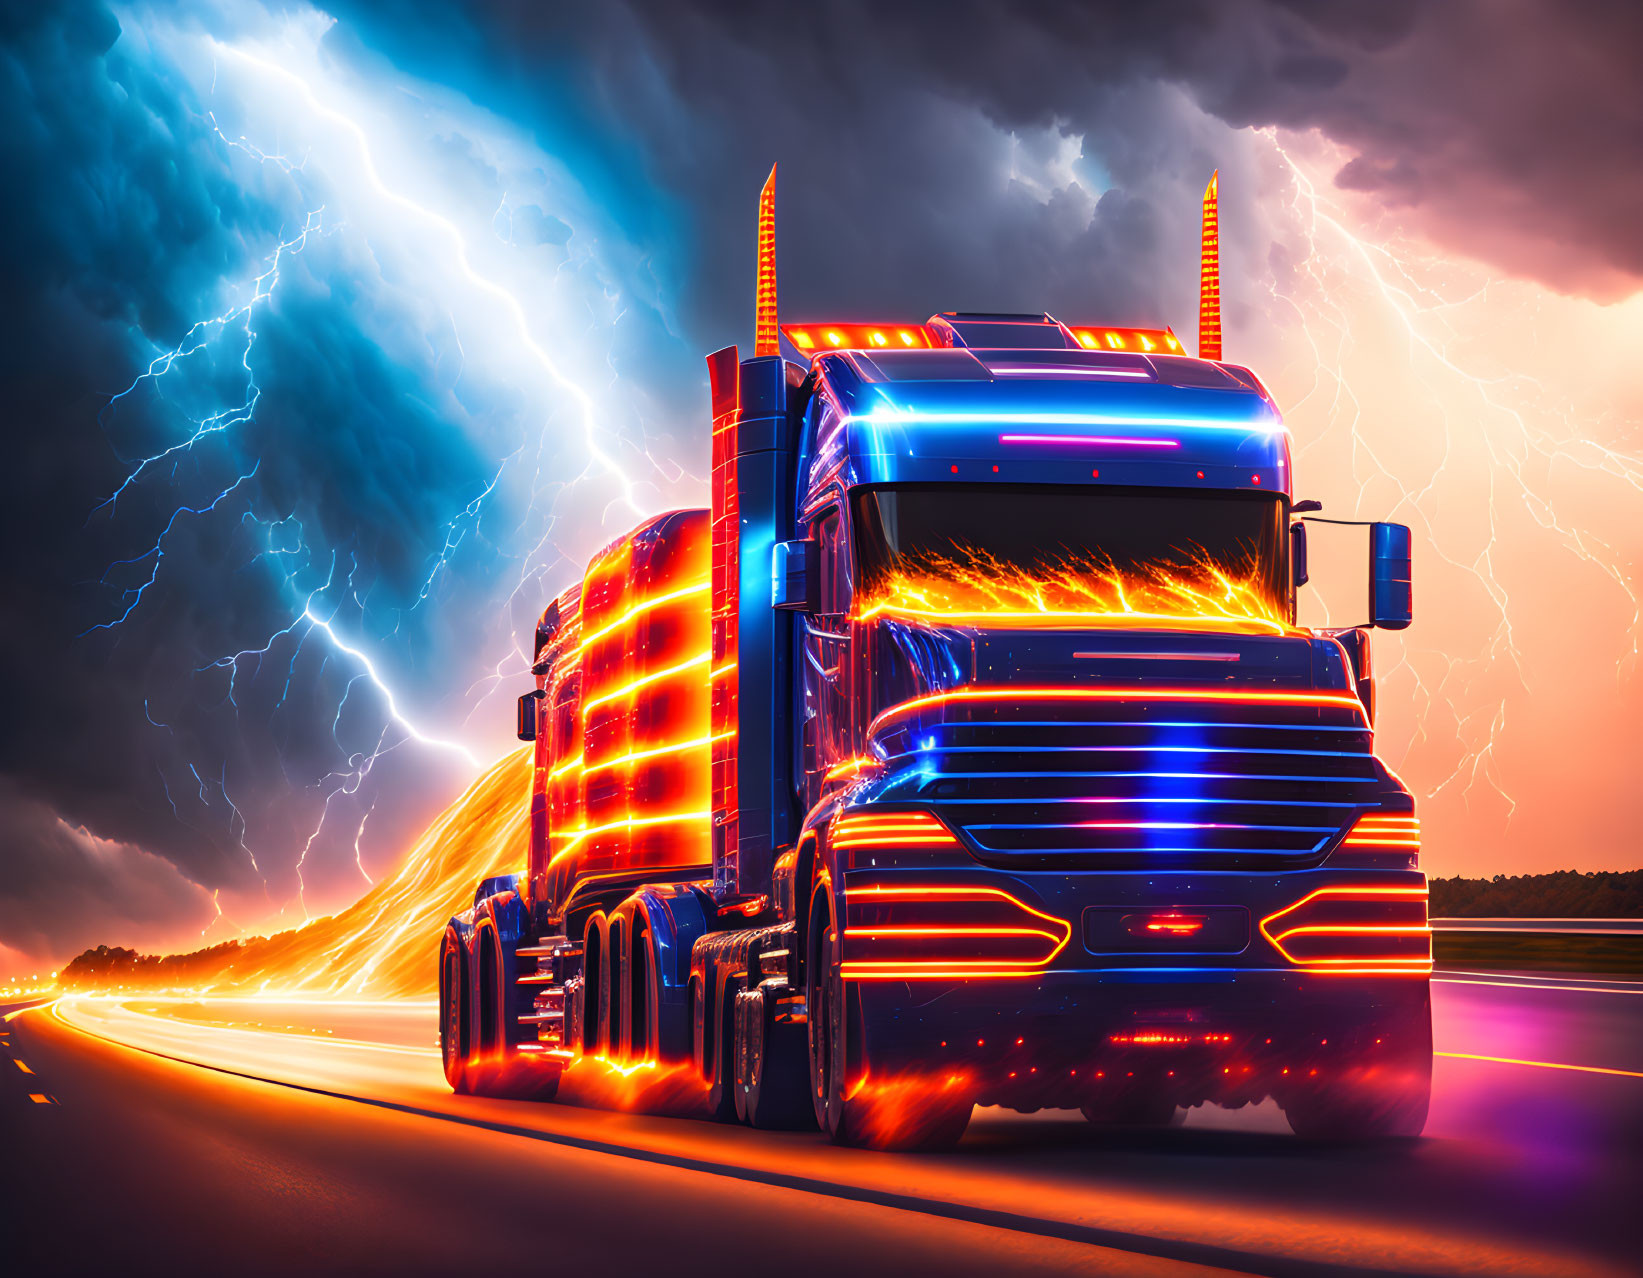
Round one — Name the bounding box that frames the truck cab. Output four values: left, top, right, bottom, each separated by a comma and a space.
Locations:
439, 176, 1430, 1149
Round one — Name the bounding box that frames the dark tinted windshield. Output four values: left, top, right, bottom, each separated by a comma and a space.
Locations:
851, 484, 1292, 632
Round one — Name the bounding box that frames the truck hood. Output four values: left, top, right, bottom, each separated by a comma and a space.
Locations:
863, 618, 1355, 723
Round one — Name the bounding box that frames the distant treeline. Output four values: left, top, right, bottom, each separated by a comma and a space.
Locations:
61, 939, 248, 989
1429, 868, 1643, 918
55, 869, 1643, 990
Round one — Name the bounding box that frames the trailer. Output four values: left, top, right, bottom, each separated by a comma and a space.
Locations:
438, 168, 1431, 1147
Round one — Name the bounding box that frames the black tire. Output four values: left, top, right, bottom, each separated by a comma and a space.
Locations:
1283, 1001, 1433, 1141
737, 986, 815, 1130
703, 972, 738, 1122
440, 933, 471, 1095
806, 884, 970, 1150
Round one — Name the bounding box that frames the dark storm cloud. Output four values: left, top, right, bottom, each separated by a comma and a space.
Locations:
0, 781, 211, 959
352, 0, 1643, 315
0, 0, 510, 956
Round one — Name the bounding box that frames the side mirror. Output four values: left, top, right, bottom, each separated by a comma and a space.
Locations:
516, 689, 545, 742
1290, 521, 1309, 589
772, 538, 819, 612
1370, 522, 1412, 630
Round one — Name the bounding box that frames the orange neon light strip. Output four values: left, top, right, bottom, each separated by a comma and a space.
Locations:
868, 687, 1367, 739
1341, 813, 1422, 849
832, 811, 959, 849
841, 884, 1072, 978
1258, 886, 1431, 972
546, 809, 711, 867
580, 651, 710, 715
568, 730, 730, 783
574, 581, 709, 654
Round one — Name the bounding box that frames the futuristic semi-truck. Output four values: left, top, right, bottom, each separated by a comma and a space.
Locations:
437, 170, 1431, 1147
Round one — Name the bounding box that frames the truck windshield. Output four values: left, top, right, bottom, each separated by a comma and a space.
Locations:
850, 483, 1292, 633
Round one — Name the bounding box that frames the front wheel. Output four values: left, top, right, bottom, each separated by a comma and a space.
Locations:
806, 887, 971, 1150
440, 933, 471, 1094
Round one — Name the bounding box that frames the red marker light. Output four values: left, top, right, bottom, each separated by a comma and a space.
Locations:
1125, 911, 1208, 937
1196, 470, 1205, 479
1251, 474, 1261, 485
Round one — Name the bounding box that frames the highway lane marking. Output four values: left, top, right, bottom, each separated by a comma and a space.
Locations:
16, 1058, 34, 1073
1436, 1052, 1643, 1079
28, 1093, 55, 1104
1434, 975, 1643, 995
39, 1002, 1437, 1278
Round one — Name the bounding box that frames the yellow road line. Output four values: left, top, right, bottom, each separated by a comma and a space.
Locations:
1437, 1050, 1643, 1079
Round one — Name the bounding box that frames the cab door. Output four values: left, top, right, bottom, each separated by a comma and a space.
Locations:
801, 503, 855, 809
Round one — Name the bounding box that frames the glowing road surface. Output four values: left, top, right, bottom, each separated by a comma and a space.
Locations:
2, 975, 1639, 1277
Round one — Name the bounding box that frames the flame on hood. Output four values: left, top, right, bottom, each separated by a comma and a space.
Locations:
855, 547, 1295, 636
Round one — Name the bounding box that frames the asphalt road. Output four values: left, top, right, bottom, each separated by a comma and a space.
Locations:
1, 973, 1638, 1278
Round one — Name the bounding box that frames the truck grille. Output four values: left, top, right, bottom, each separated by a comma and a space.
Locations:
875, 690, 1379, 871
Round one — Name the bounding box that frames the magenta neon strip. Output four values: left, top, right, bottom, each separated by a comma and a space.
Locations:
1072, 820, 1231, 830
998, 433, 1181, 448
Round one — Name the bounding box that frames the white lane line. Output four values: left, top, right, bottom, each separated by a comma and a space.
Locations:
1435, 974, 1643, 995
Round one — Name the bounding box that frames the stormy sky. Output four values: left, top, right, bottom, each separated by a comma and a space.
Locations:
2, 0, 1640, 970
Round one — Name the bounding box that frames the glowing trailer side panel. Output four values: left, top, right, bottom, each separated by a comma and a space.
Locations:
540, 511, 713, 916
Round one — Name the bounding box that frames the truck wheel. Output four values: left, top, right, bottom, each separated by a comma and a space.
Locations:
440, 934, 471, 1094
1283, 1004, 1433, 1141
807, 891, 971, 1150
703, 971, 738, 1123
736, 986, 815, 1130
1284, 1071, 1429, 1140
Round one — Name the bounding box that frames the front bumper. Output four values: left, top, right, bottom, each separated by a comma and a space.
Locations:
840, 864, 1431, 1111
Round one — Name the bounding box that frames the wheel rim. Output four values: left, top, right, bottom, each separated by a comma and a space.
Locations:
807, 899, 833, 1125
441, 946, 461, 1077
